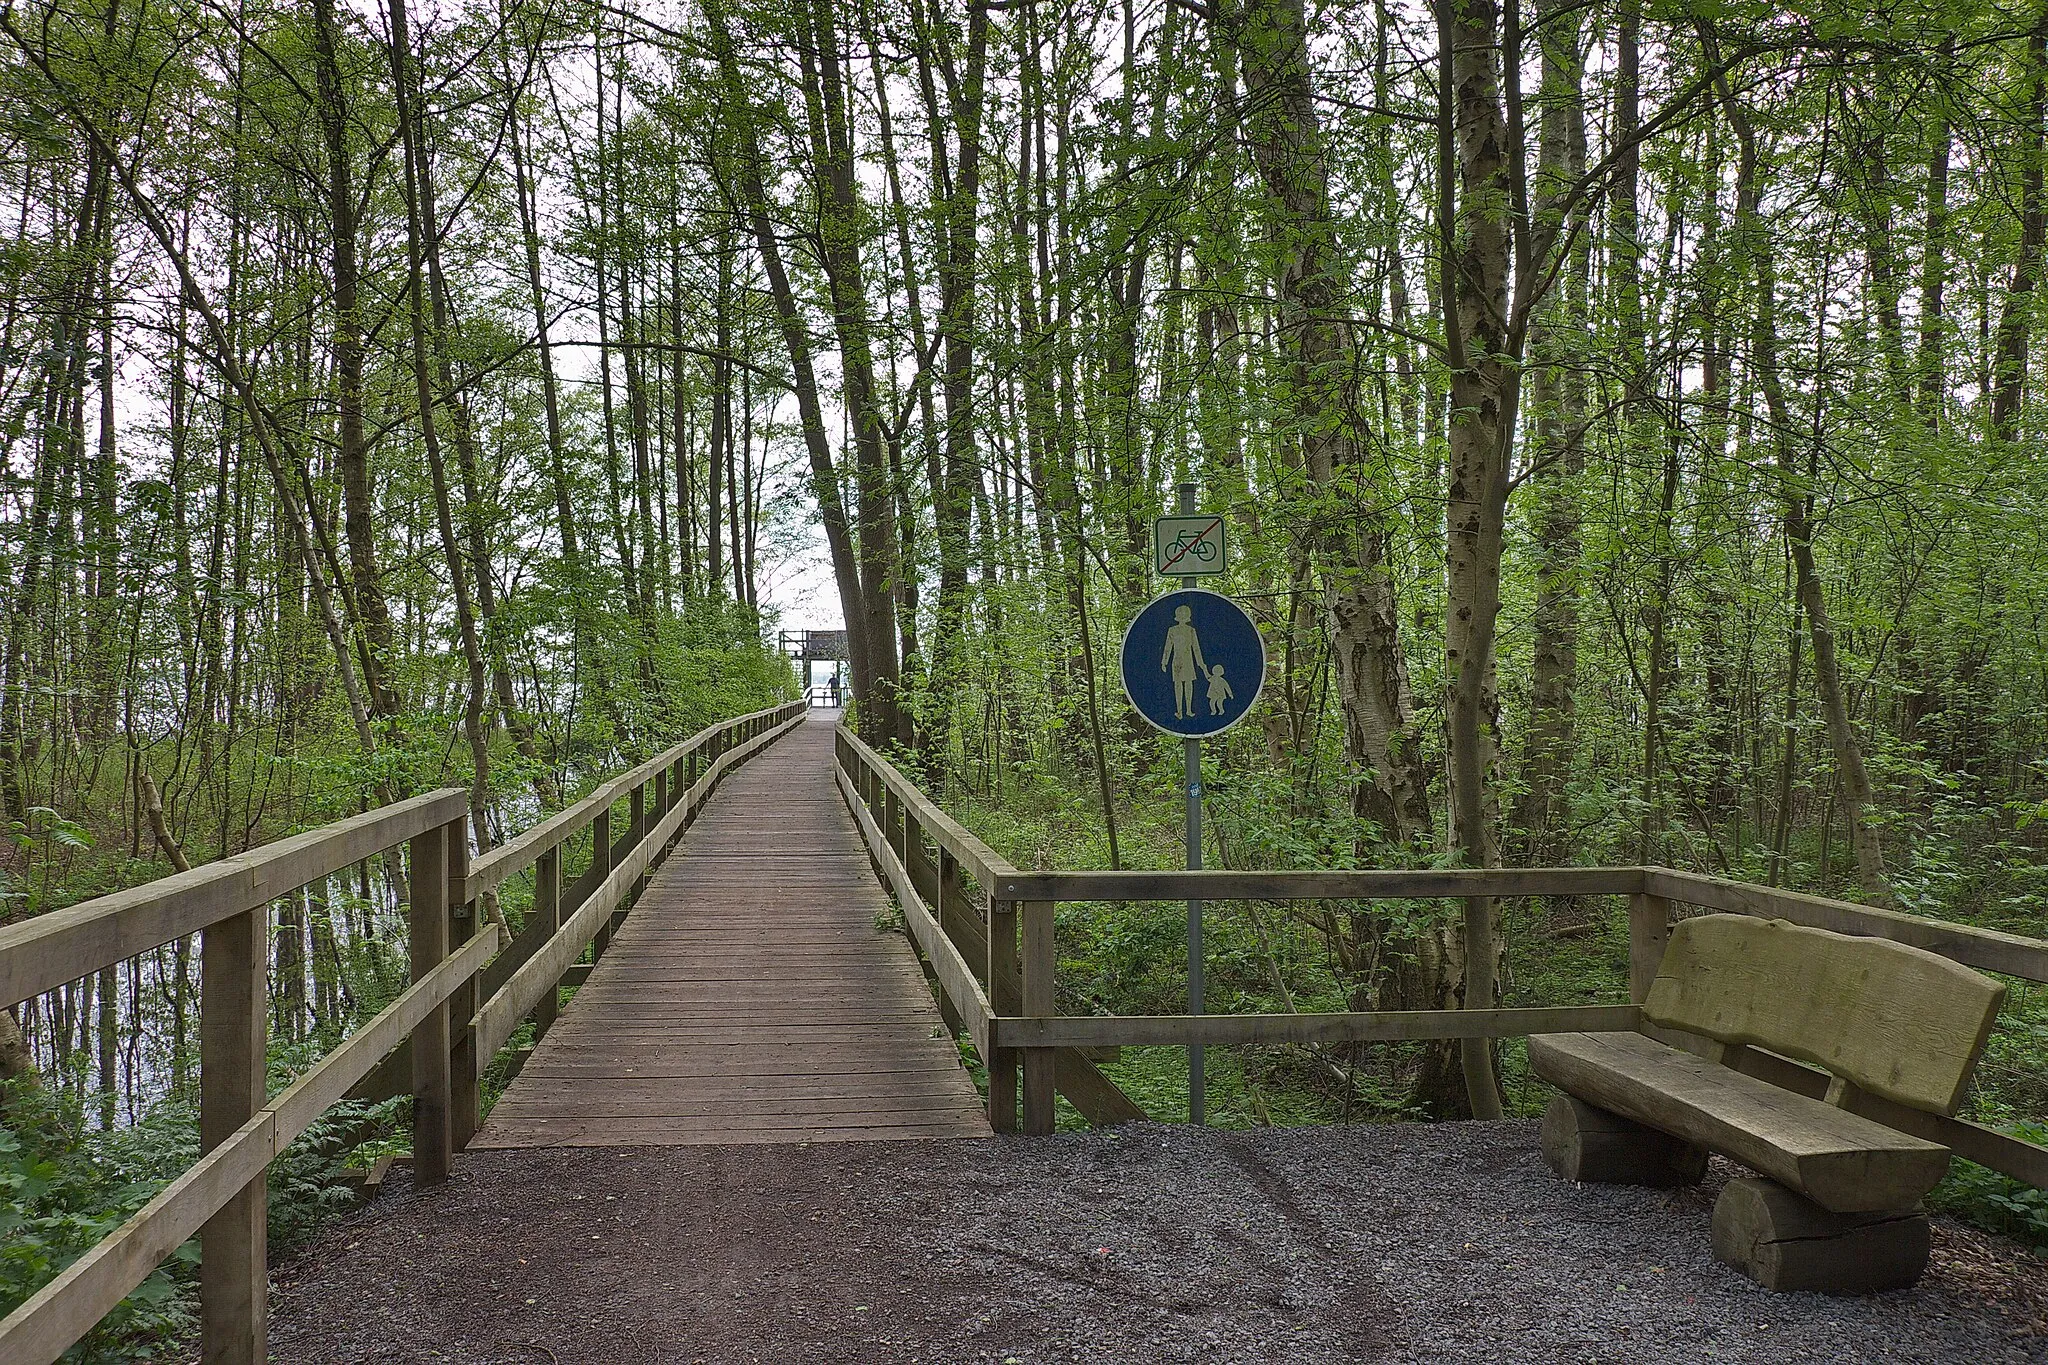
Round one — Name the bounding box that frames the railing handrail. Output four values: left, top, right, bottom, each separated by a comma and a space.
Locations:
992, 866, 1645, 901
983, 865, 2048, 986
0, 925, 504, 1364
832, 757, 996, 1059
838, 738, 2048, 986
467, 700, 800, 900
834, 724, 1016, 891
0, 787, 469, 1009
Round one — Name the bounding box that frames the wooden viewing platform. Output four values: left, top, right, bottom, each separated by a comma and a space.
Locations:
475, 710, 989, 1146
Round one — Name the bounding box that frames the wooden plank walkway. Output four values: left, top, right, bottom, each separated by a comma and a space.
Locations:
473, 709, 990, 1147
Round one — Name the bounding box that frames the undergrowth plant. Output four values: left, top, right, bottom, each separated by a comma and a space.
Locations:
0, 1046, 411, 1360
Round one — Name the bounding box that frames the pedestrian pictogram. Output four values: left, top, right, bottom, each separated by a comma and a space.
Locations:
1119, 589, 1264, 738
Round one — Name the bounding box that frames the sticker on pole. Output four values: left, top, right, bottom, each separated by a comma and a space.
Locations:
1120, 589, 1265, 738
1153, 515, 1227, 577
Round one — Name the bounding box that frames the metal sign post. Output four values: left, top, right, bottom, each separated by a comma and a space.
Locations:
1176, 484, 1205, 1126
1119, 497, 1264, 1129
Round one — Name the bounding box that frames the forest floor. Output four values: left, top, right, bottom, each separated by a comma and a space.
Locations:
262, 1121, 2046, 1365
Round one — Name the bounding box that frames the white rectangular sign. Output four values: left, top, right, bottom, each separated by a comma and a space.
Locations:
1153, 515, 1227, 577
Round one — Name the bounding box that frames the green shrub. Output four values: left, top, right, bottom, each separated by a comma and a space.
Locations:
1931, 1123, 2048, 1250
0, 1085, 192, 1361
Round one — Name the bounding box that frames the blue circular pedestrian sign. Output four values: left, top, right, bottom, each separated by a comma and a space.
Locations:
1120, 589, 1266, 738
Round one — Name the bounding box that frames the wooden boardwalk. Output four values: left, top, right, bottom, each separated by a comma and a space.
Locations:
473, 710, 990, 1147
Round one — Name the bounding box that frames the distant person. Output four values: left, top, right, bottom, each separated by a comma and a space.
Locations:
1160, 604, 1207, 719
829, 672, 842, 706
1205, 664, 1234, 716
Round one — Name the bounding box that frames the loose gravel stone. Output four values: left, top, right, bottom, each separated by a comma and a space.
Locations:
265, 1121, 2047, 1364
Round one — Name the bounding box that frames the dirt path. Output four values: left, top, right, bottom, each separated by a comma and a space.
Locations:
269, 1122, 2045, 1364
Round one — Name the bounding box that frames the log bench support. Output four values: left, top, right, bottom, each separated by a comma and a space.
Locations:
1540, 1095, 1706, 1187
1710, 1177, 1930, 1294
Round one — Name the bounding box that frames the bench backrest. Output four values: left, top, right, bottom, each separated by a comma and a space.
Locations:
1642, 914, 2005, 1115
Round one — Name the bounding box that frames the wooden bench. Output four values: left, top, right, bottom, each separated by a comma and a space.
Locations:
1529, 914, 2005, 1293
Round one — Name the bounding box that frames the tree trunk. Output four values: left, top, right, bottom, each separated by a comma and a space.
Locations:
1992, 18, 2046, 444
1439, 0, 1517, 1119
704, 0, 874, 720
796, 0, 903, 740
388, 0, 493, 846
1706, 23, 1895, 906
312, 0, 398, 719
1916, 39, 1954, 428
1516, 0, 1590, 867
1233, 0, 1432, 847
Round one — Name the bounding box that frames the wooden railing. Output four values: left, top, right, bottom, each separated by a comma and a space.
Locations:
832, 727, 1144, 1132
835, 728, 2048, 1189
0, 698, 805, 1365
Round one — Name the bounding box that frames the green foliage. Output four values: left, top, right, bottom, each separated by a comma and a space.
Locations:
2, 809, 97, 920
0, 1032, 418, 1359
1931, 1125, 2048, 1249
0, 1084, 193, 1361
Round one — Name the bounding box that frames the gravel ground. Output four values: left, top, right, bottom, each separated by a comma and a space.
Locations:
266, 1121, 2047, 1365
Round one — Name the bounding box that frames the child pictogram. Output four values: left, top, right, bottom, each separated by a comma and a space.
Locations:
1206, 664, 1233, 715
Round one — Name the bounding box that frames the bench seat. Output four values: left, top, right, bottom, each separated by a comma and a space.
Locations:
1528, 1030, 1952, 1213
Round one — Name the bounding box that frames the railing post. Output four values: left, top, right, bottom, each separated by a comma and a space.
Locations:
555, 826, 592, 1003
884, 782, 904, 865
937, 849, 974, 1004
199, 894, 266, 1363
987, 896, 1019, 1133
591, 807, 615, 958
629, 783, 649, 904
1021, 899, 1057, 1135
447, 817, 480, 1152
1629, 892, 1673, 1002
444, 822, 479, 1154
655, 767, 670, 820
904, 809, 934, 904
939, 849, 964, 939
409, 818, 453, 1186
534, 845, 562, 1040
